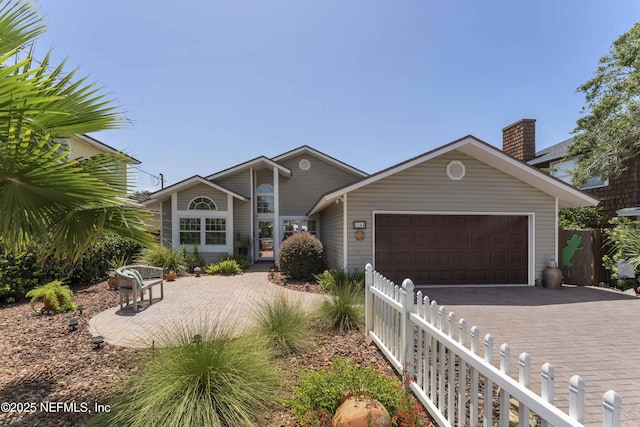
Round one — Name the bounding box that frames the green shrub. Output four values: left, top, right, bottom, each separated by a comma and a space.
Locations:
0, 245, 64, 304
602, 217, 639, 290
278, 232, 326, 280
70, 233, 141, 284
252, 292, 311, 357
181, 245, 205, 272
136, 245, 187, 275
97, 320, 280, 427
205, 259, 242, 276
559, 206, 605, 230
319, 282, 364, 330
289, 357, 403, 423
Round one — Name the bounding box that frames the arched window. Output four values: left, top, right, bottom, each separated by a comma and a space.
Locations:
188, 196, 217, 210
256, 183, 274, 214
256, 184, 274, 193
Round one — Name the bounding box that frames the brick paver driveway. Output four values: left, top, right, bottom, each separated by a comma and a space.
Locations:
417, 285, 639, 426
89, 264, 326, 349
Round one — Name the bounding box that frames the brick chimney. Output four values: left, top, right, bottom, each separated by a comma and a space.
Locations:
502, 119, 536, 162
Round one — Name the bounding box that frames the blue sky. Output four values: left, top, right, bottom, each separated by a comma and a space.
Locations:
35, 1, 640, 190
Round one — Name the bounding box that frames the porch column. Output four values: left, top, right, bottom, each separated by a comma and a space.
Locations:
171, 192, 178, 249
273, 167, 280, 265
227, 194, 234, 255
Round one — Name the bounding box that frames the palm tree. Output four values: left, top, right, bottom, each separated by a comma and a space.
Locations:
0, 0, 153, 262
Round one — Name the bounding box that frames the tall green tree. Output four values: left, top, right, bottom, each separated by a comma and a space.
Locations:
0, 0, 153, 262
568, 22, 640, 185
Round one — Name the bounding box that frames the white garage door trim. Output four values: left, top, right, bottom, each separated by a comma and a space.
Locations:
372, 210, 535, 287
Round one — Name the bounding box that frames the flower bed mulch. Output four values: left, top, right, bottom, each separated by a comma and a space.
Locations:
0, 275, 434, 426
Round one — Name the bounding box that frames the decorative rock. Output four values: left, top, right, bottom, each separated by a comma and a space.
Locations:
333, 394, 392, 427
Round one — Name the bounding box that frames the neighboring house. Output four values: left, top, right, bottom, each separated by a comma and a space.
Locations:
504, 118, 638, 220
61, 134, 141, 188
145, 138, 597, 286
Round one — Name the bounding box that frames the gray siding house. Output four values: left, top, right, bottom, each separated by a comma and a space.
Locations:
145, 138, 598, 286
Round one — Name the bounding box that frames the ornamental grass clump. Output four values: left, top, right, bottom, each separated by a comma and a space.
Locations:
278, 232, 326, 279
98, 319, 280, 427
136, 245, 187, 276
319, 280, 364, 331
251, 292, 312, 357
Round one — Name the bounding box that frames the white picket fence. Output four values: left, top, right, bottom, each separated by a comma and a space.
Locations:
364, 263, 622, 427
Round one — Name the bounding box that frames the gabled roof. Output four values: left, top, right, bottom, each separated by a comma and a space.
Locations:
76, 134, 141, 164
205, 156, 292, 180
272, 145, 368, 177
527, 137, 573, 166
308, 135, 599, 215
143, 175, 248, 204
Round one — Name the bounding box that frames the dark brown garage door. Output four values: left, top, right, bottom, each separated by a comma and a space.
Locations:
375, 214, 528, 285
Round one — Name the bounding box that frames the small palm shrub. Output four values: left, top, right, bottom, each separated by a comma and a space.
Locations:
205, 259, 242, 276
319, 281, 364, 330
136, 245, 187, 275
98, 320, 280, 427
219, 254, 250, 270
278, 232, 326, 279
252, 292, 311, 357
289, 357, 406, 424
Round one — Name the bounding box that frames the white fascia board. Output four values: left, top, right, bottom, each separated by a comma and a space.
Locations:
272, 146, 368, 177
205, 157, 291, 180
308, 136, 598, 216
149, 176, 248, 202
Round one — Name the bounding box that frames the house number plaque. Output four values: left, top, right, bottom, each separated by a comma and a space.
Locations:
353, 221, 366, 229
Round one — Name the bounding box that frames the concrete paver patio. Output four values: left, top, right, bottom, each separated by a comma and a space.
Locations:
89, 264, 327, 349
416, 285, 640, 427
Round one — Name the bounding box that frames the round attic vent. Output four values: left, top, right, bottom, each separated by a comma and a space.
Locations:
299, 159, 311, 170
446, 160, 465, 181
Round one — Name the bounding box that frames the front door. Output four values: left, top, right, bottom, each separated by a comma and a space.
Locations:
257, 220, 274, 260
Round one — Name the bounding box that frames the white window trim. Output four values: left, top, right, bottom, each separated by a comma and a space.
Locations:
281, 216, 319, 237
172, 193, 234, 253
187, 196, 217, 211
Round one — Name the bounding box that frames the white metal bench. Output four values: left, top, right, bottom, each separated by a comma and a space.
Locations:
116, 265, 164, 312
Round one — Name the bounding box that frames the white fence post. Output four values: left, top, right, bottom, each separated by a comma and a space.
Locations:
603, 390, 622, 427
499, 344, 511, 427
569, 375, 585, 424
519, 353, 531, 426
483, 334, 494, 427
401, 278, 415, 384
365, 263, 373, 340
541, 363, 555, 427
458, 318, 467, 426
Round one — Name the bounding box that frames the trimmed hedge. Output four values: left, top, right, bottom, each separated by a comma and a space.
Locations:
278, 232, 326, 280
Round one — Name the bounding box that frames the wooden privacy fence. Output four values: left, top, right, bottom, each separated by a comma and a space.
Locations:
364, 263, 622, 427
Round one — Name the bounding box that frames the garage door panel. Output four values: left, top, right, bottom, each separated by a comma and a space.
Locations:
375, 214, 528, 285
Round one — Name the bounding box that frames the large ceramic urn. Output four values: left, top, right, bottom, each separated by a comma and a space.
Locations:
542, 258, 563, 289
